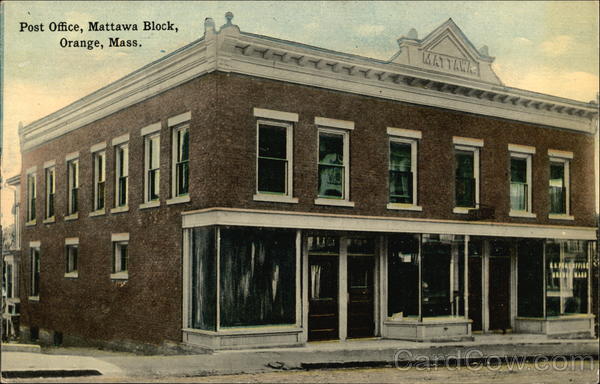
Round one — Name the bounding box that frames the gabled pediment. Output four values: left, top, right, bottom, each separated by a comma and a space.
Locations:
392, 19, 502, 85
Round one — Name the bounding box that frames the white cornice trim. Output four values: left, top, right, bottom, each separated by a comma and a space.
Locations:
18, 25, 597, 152
315, 116, 355, 130
453, 136, 484, 147
181, 208, 596, 240
548, 149, 574, 159
168, 111, 192, 127
508, 143, 536, 154
141, 122, 162, 136
253, 107, 299, 122
387, 127, 422, 139
90, 142, 107, 153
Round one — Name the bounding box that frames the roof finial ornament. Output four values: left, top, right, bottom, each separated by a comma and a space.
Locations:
407, 28, 418, 40
225, 11, 234, 25
479, 45, 489, 56
204, 17, 216, 34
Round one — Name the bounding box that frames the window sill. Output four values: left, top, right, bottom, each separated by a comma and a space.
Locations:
453, 207, 474, 214
111, 205, 129, 214
166, 195, 190, 205
64, 271, 79, 279
28, 296, 39, 302
314, 198, 355, 207
139, 200, 161, 210
25, 220, 37, 227
89, 209, 106, 217
387, 203, 422, 212
509, 210, 537, 218
64, 213, 79, 221
548, 214, 574, 221
253, 194, 299, 204
42, 217, 56, 224
110, 272, 129, 280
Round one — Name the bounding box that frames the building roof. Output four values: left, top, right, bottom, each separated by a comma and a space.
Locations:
19, 14, 599, 152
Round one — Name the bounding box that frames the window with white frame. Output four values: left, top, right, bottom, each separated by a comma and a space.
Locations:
112, 241, 128, 275
387, 128, 421, 209
318, 130, 347, 199
44, 166, 55, 219
172, 124, 189, 197
115, 143, 129, 207
509, 144, 535, 216
453, 137, 482, 211
548, 150, 572, 217
67, 159, 79, 215
30, 246, 40, 297
93, 151, 106, 211
257, 121, 293, 196
27, 173, 36, 222
315, 117, 354, 206
65, 244, 78, 275
144, 134, 160, 202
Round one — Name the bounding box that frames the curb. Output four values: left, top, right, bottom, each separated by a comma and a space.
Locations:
1, 343, 42, 353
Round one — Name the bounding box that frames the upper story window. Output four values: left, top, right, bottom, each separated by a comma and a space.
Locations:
91, 145, 106, 213
508, 144, 536, 218
44, 164, 55, 220
314, 117, 355, 207
172, 124, 189, 197
548, 149, 573, 220
452, 137, 483, 214
144, 133, 161, 203
114, 143, 129, 208
111, 233, 129, 280
30, 243, 41, 299
66, 155, 79, 216
252, 108, 299, 204
387, 127, 422, 211
26, 170, 37, 223
65, 238, 79, 278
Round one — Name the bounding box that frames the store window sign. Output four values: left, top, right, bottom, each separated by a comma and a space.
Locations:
549, 261, 589, 279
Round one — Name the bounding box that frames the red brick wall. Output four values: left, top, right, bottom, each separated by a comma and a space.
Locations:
210, 72, 596, 227
18, 71, 596, 346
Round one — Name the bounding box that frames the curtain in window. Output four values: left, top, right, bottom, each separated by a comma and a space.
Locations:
510, 158, 527, 210
219, 227, 296, 327
318, 133, 344, 198
455, 151, 475, 207
549, 163, 565, 213
191, 227, 216, 331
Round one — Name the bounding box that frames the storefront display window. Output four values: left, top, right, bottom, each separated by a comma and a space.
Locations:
388, 234, 419, 319
516, 239, 544, 318
546, 240, 589, 316
219, 227, 296, 327
191, 227, 216, 331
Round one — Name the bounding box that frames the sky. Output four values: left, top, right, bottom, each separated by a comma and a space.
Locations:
1, 1, 599, 224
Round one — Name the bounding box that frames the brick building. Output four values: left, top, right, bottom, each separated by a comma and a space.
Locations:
16, 15, 598, 350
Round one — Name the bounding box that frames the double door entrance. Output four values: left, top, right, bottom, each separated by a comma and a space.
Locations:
307, 236, 376, 341
468, 239, 513, 332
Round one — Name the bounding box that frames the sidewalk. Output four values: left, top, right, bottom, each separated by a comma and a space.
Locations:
2, 335, 598, 379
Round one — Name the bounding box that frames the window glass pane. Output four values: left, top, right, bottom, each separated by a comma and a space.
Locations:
549, 162, 565, 214
517, 239, 544, 317
149, 136, 160, 169
390, 142, 412, 204
318, 165, 343, 198
388, 234, 419, 318
455, 151, 475, 207
310, 260, 337, 300
258, 158, 286, 193
178, 128, 189, 162
191, 227, 216, 330
219, 227, 296, 327
421, 235, 464, 317
259, 125, 286, 159
307, 236, 338, 254
510, 157, 527, 183
546, 240, 589, 316
347, 238, 375, 255
319, 133, 343, 165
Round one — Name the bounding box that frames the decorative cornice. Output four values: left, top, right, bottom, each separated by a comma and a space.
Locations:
19, 14, 599, 152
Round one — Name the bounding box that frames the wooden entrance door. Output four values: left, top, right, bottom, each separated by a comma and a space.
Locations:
468, 256, 483, 331
489, 256, 511, 331
347, 256, 374, 338
308, 256, 339, 341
